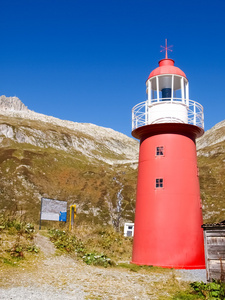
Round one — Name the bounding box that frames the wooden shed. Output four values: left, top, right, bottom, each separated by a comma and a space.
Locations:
202, 220, 225, 282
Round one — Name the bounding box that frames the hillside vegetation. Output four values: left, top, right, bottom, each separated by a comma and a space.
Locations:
0, 135, 137, 228
0, 97, 138, 229
0, 96, 224, 228
198, 140, 225, 223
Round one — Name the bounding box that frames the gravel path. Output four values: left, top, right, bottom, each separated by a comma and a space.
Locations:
0, 234, 207, 299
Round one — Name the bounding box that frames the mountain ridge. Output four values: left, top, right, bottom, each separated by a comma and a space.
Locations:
0, 96, 139, 166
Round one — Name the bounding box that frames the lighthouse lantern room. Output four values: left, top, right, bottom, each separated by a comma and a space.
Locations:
131, 41, 205, 269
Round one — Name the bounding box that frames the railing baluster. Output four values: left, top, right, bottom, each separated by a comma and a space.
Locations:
194, 103, 196, 126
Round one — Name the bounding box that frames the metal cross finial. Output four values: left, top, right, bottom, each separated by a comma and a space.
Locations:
160, 39, 173, 59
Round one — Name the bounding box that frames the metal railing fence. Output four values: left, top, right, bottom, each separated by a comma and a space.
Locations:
132, 98, 204, 131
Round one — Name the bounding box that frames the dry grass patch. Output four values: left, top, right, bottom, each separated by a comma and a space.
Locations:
0, 215, 40, 268
72, 223, 133, 262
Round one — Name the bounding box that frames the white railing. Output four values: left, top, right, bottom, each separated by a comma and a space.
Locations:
132, 98, 204, 131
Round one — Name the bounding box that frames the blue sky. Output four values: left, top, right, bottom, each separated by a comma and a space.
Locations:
0, 0, 224, 137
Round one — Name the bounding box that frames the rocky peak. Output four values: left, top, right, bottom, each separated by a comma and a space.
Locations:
197, 120, 225, 151
0, 95, 29, 112
0, 95, 139, 165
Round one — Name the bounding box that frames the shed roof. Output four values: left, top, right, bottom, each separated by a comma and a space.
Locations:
202, 220, 225, 229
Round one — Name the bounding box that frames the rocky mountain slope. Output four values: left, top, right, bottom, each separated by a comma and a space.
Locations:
0, 96, 139, 165
197, 120, 225, 151
0, 96, 139, 228
0, 95, 224, 226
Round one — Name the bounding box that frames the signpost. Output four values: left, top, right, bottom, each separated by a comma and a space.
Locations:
69, 205, 76, 231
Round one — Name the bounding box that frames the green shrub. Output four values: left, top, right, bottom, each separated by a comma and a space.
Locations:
48, 229, 85, 253
48, 228, 114, 267
174, 280, 225, 300
0, 214, 35, 238
9, 243, 24, 258
27, 245, 39, 253
82, 253, 114, 268
0, 214, 38, 261
190, 281, 225, 299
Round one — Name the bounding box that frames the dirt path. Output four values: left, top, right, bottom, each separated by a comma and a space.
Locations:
34, 232, 56, 256
0, 234, 206, 300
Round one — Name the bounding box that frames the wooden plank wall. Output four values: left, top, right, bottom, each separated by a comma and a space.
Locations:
204, 229, 225, 282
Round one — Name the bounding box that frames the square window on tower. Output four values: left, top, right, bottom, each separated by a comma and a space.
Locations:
156, 146, 164, 156
156, 178, 163, 188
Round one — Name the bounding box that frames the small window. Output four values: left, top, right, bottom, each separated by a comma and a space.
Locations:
156, 178, 163, 188
156, 146, 164, 156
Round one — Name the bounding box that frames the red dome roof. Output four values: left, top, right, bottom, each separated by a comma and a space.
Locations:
148, 58, 187, 80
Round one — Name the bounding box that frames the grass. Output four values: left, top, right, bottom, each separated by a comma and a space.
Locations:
117, 262, 160, 272
47, 224, 133, 267
0, 214, 39, 267
172, 280, 225, 299
0, 137, 137, 227
2, 214, 225, 299
198, 140, 225, 223
72, 223, 133, 262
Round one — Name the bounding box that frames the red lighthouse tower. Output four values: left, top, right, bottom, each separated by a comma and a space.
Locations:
131, 43, 205, 269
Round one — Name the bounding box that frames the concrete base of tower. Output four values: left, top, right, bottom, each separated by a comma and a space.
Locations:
130, 261, 206, 270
